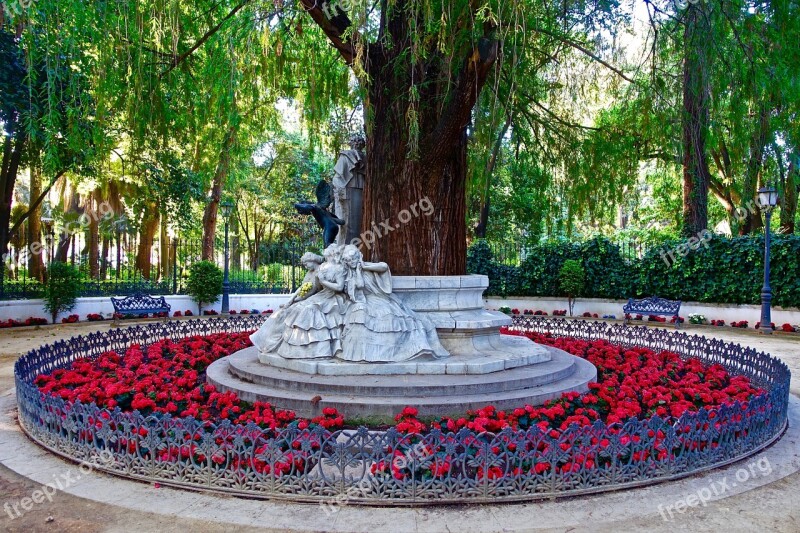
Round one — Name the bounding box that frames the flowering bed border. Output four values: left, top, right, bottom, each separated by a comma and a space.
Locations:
14, 316, 790, 505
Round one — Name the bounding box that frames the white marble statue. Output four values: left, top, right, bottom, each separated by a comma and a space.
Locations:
332, 134, 365, 245
249, 248, 346, 359
338, 245, 448, 362
250, 244, 448, 363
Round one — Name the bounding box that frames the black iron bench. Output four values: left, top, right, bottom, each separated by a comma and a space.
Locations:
111, 293, 171, 324
623, 296, 682, 329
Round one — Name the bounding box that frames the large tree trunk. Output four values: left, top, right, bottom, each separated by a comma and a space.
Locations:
303, 0, 497, 275
681, 3, 712, 237
87, 192, 101, 279
201, 124, 236, 261
360, 39, 497, 275
0, 134, 24, 257
362, 113, 469, 275
135, 206, 159, 278
100, 236, 110, 279
56, 190, 80, 262
27, 162, 44, 280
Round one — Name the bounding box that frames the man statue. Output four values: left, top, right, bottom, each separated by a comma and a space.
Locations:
332, 133, 366, 245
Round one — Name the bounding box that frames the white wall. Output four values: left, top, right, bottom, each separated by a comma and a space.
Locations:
486, 296, 800, 326
0, 294, 291, 323
2, 291, 798, 327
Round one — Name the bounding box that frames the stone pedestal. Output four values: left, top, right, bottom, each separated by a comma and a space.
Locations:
207, 275, 596, 418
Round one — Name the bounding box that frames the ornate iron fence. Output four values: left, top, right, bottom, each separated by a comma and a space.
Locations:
14, 317, 790, 505
1, 232, 319, 300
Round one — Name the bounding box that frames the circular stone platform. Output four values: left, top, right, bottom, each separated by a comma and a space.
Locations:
207, 275, 596, 418
207, 345, 596, 417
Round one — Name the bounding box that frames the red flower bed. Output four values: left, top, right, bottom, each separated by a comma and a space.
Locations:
33, 329, 763, 433
32, 327, 765, 481
0, 317, 48, 328
32, 332, 326, 429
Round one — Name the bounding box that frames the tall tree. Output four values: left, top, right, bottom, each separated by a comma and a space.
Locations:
298, 1, 503, 274
681, 1, 713, 237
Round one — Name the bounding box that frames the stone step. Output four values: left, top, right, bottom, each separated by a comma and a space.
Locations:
226, 347, 577, 397
206, 348, 597, 418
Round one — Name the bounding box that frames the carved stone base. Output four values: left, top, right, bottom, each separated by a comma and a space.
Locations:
207, 275, 596, 418
207, 345, 595, 418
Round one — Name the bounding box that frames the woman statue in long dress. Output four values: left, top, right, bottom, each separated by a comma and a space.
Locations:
337, 245, 449, 362
250, 246, 347, 359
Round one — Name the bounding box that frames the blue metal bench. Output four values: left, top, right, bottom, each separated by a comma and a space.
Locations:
111, 293, 171, 324
623, 296, 682, 329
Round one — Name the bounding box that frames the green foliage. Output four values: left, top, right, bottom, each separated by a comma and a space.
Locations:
559, 259, 585, 316
186, 261, 223, 313
262, 263, 286, 285
470, 235, 800, 308
43, 262, 82, 323
559, 260, 585, 298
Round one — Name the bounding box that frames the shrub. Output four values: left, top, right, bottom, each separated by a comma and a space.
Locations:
186, 261, 223, 314
43, 262, 82, 324
559, 260, 585, 317
469, 235, 800, 308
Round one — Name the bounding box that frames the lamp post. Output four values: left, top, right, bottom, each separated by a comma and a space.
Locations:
758, 185, 779, 335
220, 199, 234, 314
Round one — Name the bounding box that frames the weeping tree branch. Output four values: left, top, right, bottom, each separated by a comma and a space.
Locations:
531, 26, 636, 84
160, 0, 253, 77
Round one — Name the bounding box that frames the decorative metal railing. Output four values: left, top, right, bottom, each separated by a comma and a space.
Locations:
14, 317, 790, 505
0, 235, 317, 300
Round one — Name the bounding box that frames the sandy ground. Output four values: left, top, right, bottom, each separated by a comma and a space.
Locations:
0, 319, 799, 533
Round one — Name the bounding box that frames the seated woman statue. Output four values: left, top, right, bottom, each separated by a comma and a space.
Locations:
338, 245, 449, 362
250, 246, 347, 360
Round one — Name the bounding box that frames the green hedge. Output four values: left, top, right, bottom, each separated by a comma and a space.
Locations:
467, 235, 800, 309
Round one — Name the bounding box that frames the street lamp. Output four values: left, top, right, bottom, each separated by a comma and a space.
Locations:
220, 199, 235, 314
758, 185, 779, 335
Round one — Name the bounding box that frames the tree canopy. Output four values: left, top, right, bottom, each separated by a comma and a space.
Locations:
1, 0, 798, 280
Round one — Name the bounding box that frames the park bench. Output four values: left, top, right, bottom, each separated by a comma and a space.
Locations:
111, 293, 171, 325
623, 296, 682, 329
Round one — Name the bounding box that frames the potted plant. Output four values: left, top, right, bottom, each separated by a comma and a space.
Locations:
558, 260, 585, 317
43, 262, 82, 324
186, 261, 223, 315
